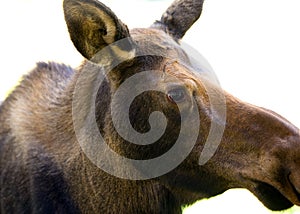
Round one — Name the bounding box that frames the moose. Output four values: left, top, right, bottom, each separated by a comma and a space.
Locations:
0, 0, 299, 213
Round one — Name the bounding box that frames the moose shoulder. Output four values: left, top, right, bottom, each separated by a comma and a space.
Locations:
0, 0, 299, 213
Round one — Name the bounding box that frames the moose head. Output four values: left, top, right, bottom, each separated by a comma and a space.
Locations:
0, 0, 299, 213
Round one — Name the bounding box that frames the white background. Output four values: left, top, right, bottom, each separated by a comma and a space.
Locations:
0, 0, 299, 213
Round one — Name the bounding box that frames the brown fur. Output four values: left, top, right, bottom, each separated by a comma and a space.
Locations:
0, 0, 299, 213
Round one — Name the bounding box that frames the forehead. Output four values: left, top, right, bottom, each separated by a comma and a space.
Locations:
128, 28, 216, 88
130, 28, 189, 62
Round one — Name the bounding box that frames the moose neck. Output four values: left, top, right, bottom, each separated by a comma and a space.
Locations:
63, 152, 181, 213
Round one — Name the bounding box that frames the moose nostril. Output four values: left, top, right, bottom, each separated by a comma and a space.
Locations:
288, 172, 300, 198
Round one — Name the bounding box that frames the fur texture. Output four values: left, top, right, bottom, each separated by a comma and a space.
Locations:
1, 0, 300, 213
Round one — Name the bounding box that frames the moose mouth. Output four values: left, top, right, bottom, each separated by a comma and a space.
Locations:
252, 180, 300, 211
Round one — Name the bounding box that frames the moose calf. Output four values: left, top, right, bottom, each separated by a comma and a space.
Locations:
0, 0, 299, 213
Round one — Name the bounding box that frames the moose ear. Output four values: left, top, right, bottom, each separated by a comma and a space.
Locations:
152, 0, 204, 40
63, 0, 133, 60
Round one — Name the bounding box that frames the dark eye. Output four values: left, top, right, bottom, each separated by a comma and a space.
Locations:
167, 88, 187, 103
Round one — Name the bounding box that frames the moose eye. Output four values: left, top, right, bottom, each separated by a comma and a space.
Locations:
167, 88, 187, 103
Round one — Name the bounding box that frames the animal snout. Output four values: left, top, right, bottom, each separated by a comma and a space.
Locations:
275, 133, 300, 205
288, 171, 300, 202
286, 159, 300, 206
287, 132, 300, 203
